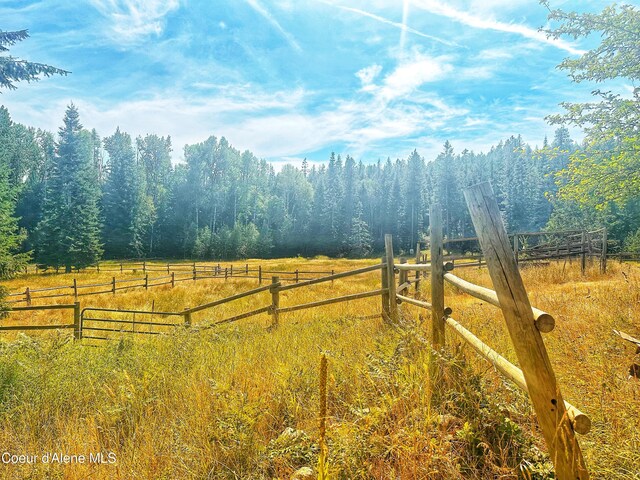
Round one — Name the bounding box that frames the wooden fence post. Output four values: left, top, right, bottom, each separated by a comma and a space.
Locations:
167, 263, 170, 274
230, 264, 233, 277
112, 276, 116, 294
145, 274, 149, 289
381, 257, 390, 320
120, 263, 123, 273
399, 257, 408, 291
429, 204, 445, 349
193, 263, 197, 281
464, 181, 588, 480
295, 269, 299, 283
270, 276, 280, 328
143, 261, 146, 273
73, 301, 81, 340
601, 228, 607, 274
171, 272, 175, 288
73, 278, 78, 300
581, 231, 586, 275
25, 287, 31, 306
225, 268, 228, 281
384, 234, 398, 323
183, 309, 192, 328
245, 263, 249, 275
259, 265, 262, 284
414, 242, 421, 298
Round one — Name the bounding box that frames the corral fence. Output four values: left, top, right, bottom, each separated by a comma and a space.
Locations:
6, 263, 336, 306
425, 227, 609, 274
3, 181, 591, 478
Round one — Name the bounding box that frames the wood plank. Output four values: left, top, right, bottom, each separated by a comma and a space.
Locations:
464, 181, 588, 479
277, 289, 385, 314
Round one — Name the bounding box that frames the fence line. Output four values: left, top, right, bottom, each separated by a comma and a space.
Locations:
7, 263, 337, 306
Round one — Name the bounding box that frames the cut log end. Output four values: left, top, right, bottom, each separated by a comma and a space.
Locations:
534, 313, 555, 333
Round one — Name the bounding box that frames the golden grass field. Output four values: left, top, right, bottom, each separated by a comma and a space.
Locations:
0, 257, 639, 479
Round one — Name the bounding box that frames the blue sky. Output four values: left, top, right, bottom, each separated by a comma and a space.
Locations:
0, 0, 620, 167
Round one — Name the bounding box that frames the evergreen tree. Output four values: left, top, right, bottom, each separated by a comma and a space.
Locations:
36, 104, 102, 271
103, 128, 153, 258
0, 30, 68, 90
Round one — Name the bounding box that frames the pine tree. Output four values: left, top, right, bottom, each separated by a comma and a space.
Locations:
0, 30, 68, 90
103, 128, 152, 258
36, 104, 102, 271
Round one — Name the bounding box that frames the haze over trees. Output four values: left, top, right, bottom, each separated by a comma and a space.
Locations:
0, 1, 637, 267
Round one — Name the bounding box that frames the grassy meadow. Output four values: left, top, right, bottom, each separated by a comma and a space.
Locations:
0, 257, 638, 479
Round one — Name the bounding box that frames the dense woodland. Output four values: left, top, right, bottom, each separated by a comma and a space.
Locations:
0, 2, 638, 275
0, 103, 634, 271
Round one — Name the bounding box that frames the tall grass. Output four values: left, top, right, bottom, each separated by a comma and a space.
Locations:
0, 258, 638, 478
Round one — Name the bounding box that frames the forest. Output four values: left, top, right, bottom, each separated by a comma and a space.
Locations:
0, 102, 637, 275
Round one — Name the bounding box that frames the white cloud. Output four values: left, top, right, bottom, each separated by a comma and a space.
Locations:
89, 0, 181, 43
412, 0, 586, 55
356, 64, 383, 87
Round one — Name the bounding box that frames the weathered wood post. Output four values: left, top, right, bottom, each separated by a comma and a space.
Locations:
414, 242, 421, 298
270, 276, 280, 328
230, 264, 233, 278
193, 263, 197, 281
581, 231, 586, 275
73, 301, 81, 340
245, 263, 249, 275
167, 263, 170, 274
429, 204, 445, 349
120, 263, 123, 273
25, 287, 31, 306
143, 261, 146, 273
171, 272, 175, 288
258, 265, 262, 284
380, 257, 390, 321
73, 278, 78, 300
464, 181, 588, 480
112, 276, 116, 294
295, 269, 299, 283
144, 274, 149, 289
600, 227, 607, 274
398, 257, 408, 292
384, 234, 398, 323
183, 309, 192, 328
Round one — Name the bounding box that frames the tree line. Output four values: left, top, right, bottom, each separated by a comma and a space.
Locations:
0, 101, 632, 275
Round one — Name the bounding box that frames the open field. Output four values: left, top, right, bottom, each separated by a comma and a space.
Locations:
0, 257, 639, 479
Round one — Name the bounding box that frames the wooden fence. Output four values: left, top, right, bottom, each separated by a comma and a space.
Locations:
437, 227, 609, 274
6, 263, 335, 306
3, 182, 591, 478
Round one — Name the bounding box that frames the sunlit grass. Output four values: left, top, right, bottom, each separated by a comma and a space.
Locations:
0, 257, 638, 478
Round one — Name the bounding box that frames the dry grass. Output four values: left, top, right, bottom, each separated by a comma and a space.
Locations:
0, 257, 638, 479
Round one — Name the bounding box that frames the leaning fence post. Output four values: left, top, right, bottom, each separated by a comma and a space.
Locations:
380, 257, 390, 320
429, 204, 445, 349
384, 234, 398, 323
270, 276, 280, 328
464, 181, 588, 480
73, 302, 81, 340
